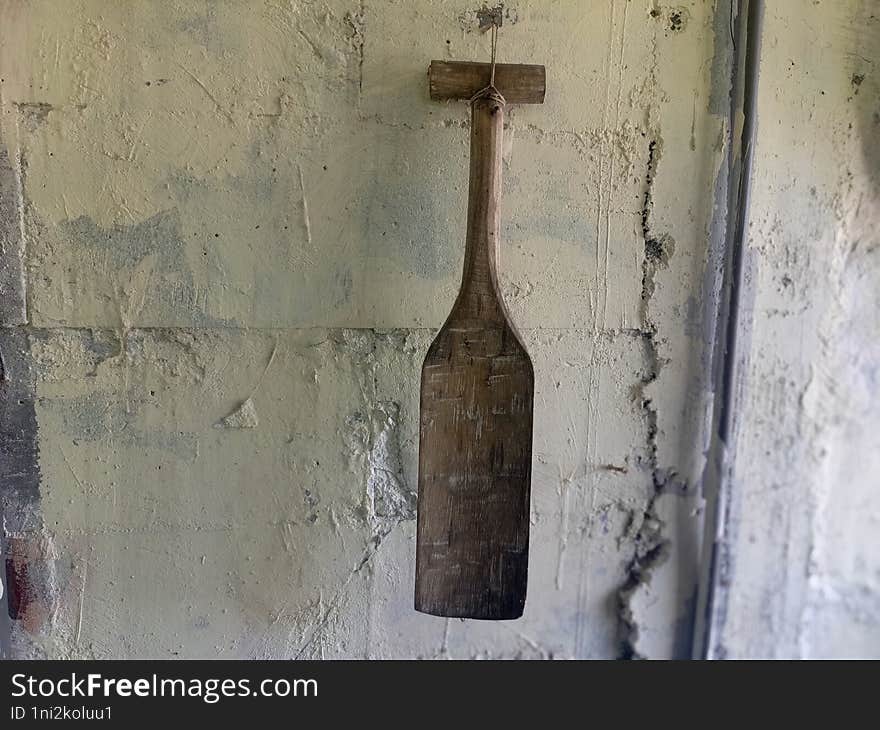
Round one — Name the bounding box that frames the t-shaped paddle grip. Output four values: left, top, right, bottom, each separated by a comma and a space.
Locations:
428, 61, 546, 104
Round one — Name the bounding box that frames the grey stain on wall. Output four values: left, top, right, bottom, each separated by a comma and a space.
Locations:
29, 210, 229, 328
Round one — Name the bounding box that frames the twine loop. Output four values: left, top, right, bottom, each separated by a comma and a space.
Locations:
470, 24, 506, 107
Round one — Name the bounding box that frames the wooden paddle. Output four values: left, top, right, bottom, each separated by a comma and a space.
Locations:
415, 54, 546, 620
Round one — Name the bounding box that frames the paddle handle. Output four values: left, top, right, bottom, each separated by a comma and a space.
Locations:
453, 96, 505, 323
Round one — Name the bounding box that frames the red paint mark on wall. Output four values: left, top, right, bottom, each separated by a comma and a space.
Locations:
4, 537, 50, 635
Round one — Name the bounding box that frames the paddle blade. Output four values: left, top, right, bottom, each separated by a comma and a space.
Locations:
415, 321, 533, 620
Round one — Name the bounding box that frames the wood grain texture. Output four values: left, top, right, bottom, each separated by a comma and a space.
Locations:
428, 60, 546, 103
415, 95, 534, 620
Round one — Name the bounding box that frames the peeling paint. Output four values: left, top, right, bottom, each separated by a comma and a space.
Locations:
216, 398, 259, 429
0, 143, 26, 326
0, 328, 56, 658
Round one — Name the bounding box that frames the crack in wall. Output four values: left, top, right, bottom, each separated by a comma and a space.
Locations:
292, 520, 394, 660
617, 136, 673, 659
618, 331, 669, 658
344, 2, 365, 95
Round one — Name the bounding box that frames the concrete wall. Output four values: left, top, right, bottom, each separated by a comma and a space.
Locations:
0, 0, 875, 659
706, 0, 880, 659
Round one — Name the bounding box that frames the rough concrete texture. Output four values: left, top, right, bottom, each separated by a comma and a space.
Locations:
707, 0, 880, 659
0, 0, 873, 659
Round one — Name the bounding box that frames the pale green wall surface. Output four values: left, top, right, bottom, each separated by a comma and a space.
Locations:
0, 1, 876, 659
